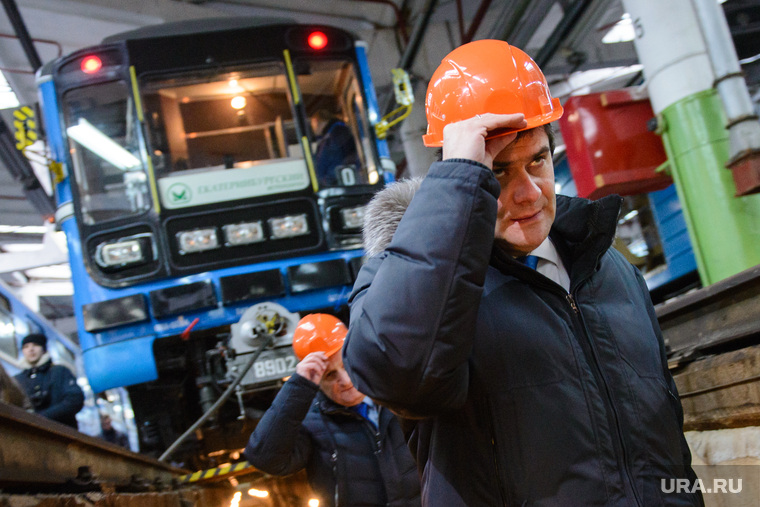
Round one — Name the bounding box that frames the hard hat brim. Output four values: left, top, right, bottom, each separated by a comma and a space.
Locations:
422, 105, 564, 148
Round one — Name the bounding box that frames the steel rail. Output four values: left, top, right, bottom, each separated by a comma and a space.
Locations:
656, 264, 760, 362
0, 402, 185, 491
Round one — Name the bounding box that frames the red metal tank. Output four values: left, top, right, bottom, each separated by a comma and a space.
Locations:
559, 88, 672, 199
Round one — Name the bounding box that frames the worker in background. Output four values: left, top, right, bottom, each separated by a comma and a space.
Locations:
343, 40, 702, 506
310, 108, 359, 187
244, 314, 421, 507
100, 412, 130, 449
14, 333, 84, 429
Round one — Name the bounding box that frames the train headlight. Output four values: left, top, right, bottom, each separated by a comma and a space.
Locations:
177, 228, 219, 254
223, 221, 265, 246
340, 205, 365, 229
96, 239, 145, 268
268, 214, 309, 239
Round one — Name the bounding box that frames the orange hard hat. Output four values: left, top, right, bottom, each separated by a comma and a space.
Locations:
292, 314, 347, 360
422, 39, 563, 147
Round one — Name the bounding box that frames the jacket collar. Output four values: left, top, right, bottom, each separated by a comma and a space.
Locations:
316, 392, 387, 431
20, 352, 51, 372
317, 391, 361, 417
551, 194, 622, 283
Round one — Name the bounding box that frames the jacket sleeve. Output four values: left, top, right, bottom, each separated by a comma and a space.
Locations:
343, 161, 499, 418
38, 365, 84, 422
243, 373, 319, 476
633, 269, 704, 506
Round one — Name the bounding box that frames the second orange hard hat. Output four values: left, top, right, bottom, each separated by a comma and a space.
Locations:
292, 314, 347, 361
422, 39, 563, 147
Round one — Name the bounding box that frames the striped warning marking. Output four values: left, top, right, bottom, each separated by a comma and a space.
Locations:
180, 461, 256, 484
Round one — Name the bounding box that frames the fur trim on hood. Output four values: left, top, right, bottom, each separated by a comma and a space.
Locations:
18, 352, 51, 371
363, 178, 422, 257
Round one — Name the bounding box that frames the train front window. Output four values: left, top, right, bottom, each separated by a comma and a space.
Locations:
142, 64, 311, 209
64, 82, 151, 225
299, 59, 379, 187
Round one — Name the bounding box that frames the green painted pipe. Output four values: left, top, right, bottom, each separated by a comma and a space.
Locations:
659, 89, 760, 285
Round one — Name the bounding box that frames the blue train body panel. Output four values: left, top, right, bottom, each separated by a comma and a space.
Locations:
646, 184, 698, 290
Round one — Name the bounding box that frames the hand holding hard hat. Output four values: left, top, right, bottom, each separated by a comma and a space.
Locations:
292, 314, 348, 383
441, 113, 527, 167
424, 39, 563, 164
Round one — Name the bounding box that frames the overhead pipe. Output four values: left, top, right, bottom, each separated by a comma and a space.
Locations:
0, 32, 62, 59
534, 0, 595, 68
0, 0, 55, 219
387, 0, 439, 178
488, 0, 543, 49
397, 0, 438, 72
692, 0, 760, 195
455, 0, 465, 43
0, 0, 42, 71
353, 0, 409, 43
381, 0, 438, 115
461, 0, 493, 44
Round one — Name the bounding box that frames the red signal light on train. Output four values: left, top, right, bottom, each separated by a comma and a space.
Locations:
81, 55, 102, 74
307, 31, 328, 50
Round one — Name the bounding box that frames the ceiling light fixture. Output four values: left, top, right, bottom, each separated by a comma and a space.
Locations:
602, 13, 635, 44
66, 118, 141, 170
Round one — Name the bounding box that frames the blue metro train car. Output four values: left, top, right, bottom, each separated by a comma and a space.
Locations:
36, 19, 396, 464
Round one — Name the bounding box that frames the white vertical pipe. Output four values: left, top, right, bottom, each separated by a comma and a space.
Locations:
621, 0, 714, 114
691, 0, 760, 160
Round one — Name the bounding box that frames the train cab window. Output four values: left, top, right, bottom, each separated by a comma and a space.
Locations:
63, 81, 151, 225
299, 59, 378, 188
140, 63, 314, 209
0, 295, 16, 360
141, 63, 298, 174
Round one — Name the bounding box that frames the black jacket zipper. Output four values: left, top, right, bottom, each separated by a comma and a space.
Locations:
566, 292, 643, 507
486, 400, 509, 506
513, 263, 643, 506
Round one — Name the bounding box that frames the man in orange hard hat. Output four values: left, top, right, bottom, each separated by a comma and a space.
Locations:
343, 40, 702, 506
244, 314, 420, 507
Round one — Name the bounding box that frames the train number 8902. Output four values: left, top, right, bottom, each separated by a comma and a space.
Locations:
253, 355, 298, 379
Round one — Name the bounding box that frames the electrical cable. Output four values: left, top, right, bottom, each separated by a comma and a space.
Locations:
158, 333, 274, 463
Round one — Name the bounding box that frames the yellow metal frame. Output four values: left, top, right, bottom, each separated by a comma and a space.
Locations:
129, 65, 161, 214
375, 68, 414, 140
283, 50, 318, 192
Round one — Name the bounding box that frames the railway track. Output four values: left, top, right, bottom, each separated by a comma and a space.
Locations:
656, 264, 760, 362
0, 402, 234, 505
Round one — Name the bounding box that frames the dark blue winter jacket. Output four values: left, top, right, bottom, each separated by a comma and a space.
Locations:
343, 160, 703, 506
15, 357, 84, 428
244, 373, 421, 507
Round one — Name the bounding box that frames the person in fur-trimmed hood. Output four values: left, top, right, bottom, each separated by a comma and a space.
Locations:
14, 333, 84, 428
343, 39, 701, 507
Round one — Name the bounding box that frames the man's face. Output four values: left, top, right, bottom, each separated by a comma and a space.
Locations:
21, 342, 44, 365
319, 353, 365, 407
311, 116, 326, 137
492, 127, 556, 256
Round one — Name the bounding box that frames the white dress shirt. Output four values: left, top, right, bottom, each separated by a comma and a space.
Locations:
529, 237, 571, 292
